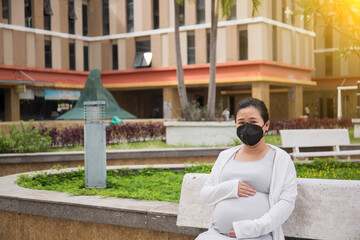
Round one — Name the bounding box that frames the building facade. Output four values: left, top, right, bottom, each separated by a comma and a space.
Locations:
0, 0, 356, 122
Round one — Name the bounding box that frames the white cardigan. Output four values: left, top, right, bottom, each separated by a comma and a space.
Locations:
200, 144, 298, 240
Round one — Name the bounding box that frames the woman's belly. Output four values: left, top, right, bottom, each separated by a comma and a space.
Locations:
212, 192, 270, 235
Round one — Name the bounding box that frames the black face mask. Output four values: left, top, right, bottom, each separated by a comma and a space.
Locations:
236, 123, 265, 146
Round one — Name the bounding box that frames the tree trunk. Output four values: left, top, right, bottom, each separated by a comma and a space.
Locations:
206, 0, 219, 121
174, 0, 188, 114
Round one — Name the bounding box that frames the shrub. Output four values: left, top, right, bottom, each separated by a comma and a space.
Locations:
39, 121, 165, 147
269, 117, 353, 134
0, 120, 52, 153
181, 101, 207, 121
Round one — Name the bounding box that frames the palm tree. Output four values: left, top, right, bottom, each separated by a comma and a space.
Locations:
174, 0, 189, 116
206, 0, 262, 120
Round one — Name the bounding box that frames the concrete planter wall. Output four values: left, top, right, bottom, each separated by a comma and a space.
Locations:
164, 121, 238, 146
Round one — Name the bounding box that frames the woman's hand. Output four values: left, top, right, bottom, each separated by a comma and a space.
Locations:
228, 230, 236, 238
238, 181, 256, 197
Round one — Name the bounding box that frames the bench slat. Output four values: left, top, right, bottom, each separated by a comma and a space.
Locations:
280, 129, 350, 148
291, 150, 360, 158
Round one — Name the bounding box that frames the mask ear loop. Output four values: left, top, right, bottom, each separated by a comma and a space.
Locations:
262, 121, 269, 135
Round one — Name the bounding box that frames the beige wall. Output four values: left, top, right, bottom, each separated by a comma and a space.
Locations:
4, 87, 20, 121
248, 23, 270, 60
117, 0, 126, 33
10, 0, 24, 26
35, 35, 45, 68
159, 0, 169, 29
150, 34, 162, 68
75, 0, 83, 35
52, 37, 62, 69
126, 37, 135, 69
161, 34, 169, 67
163, 87, 181, 119
26, 33, 36, 67
168, 32, 176, 66
13, 31, 26, 66
33, 0, 44, 29
59, 0, 68, 33
118, 38, 126, 70
216, 27, 226, 63
195, 28, 206, 64
237, 0, 252, 19
180, 31, 187, 65
134, 0, 142, 32
281, 28, 292, 64
252, 82, 270, 113
75, 40, 84, 71
3, 29, 13, 65
51, 0, 61, 32
205, 0, 211, 23
101, 40, 111, 71
185, 0, 196, 26
288, 86, 303, 119
61, 38, 69, 70
89, 41, 102, 69
226, 25, 238, 62
89, 0, 102, 36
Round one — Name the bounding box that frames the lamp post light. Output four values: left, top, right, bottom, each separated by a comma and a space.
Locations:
84, 101, 106, 188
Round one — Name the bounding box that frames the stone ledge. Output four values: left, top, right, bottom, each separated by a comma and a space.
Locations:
0, 147, 227, 164
0, 166, 204, 236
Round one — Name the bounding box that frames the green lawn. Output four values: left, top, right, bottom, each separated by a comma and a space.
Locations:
16, 158, 360, 203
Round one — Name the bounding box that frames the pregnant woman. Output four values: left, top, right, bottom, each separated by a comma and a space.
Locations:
196, 97, 298, 240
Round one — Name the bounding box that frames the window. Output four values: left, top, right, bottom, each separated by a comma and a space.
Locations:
25, 0, 33, 27
68, 0, 77, 34
2, 0, 10, 24
239, 30, 248, 60
133, 39, 152, 68
102, 0, 109, 35
325, 54, 332, 76
112, 43, 118, 70
196, 0, 205, 24
45, 39, 52, 68
44, 0, 53, 30
127, 0, 134, 32
206, 32, 210, 63
82, 4, 88, 36
227, 2, 236, 20
187, 34, 195, 64
69, 41, 76, 70
153, 0, 159, 29
179, 2, 185, 26
83, 45, 89, 71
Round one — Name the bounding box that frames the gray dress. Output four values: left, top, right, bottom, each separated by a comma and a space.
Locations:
196, 149, 275, 240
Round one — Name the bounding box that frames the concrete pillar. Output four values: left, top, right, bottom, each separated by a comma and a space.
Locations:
163, 87, 181, 119
252, 82, 270, 113
4, 88, 20, 122
288, 86, 303, 119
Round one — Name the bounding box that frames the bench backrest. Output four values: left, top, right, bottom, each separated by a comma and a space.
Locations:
280, 129, 350, 148
177, 173, 360, 240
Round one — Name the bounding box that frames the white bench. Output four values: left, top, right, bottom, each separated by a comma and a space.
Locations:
280, 129, 360, 161
176, 173, 360, 240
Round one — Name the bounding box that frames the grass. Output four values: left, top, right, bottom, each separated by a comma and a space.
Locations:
16, 158, 360, 203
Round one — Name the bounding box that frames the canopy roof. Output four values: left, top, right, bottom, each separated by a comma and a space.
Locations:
57, 69, 136, 120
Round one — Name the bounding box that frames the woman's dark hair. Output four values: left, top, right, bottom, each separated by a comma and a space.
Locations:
234, 97, 269, 123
